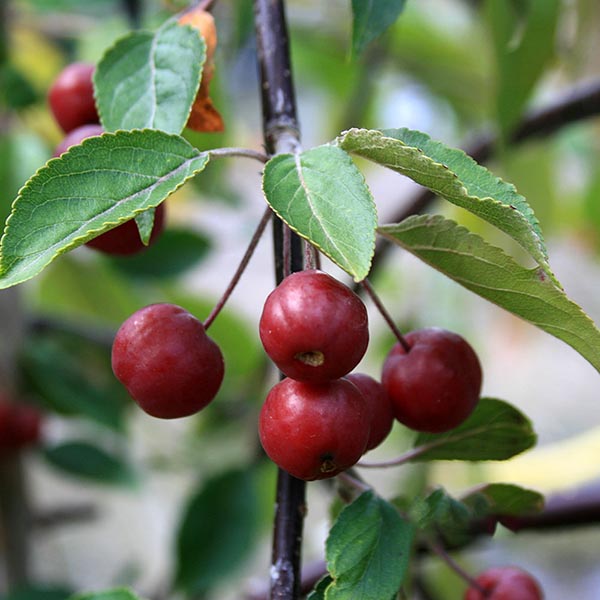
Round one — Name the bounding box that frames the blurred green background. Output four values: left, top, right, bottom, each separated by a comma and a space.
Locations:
1, 0, 600, 598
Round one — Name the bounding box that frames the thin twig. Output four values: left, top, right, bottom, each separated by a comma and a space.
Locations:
357, 445, 427, 469
427, 538, 486, 595
203, 206, 272, 330
336, 470, 372, 495
361, 279, 411, 352
208, 147, 269, 164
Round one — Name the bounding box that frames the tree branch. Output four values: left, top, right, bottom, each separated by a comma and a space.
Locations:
254, 2, 306, 599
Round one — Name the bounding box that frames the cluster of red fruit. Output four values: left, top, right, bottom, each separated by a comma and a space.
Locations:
257, 270, 482, 480
48, 62, 165, 256
0, 396, 42, 454
110, 269, 483, 483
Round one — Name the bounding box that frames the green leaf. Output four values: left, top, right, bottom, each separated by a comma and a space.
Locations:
324, 490, 414, 600
106, 227, 211, 279
21, 333, 127, 431
0, 130, 209, 289
461, 483, 544, 517
411, 398, 536, 462
410, 488, 472, 547
94, 19, 205, 133
133, 207, 157, 245
0, 64, 38, 110
485, 0, 561, 135
262, 145, 377, 281
351, 0, 407, 56
69, 589, 142, 600
44, 442, 137, 486
175, 467, 260, 595
338, 127, 550, 276
378, 214, 600, 373
307, 577, 334, 600
1, 584, 73, 600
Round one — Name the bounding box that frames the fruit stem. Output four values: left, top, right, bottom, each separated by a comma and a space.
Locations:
357, 434, 467, 469
208, 147, 269, 164
428, 539, 488, 595
336, 470, 372, 495
203, 206, 272, 330
360, 278, 411, 353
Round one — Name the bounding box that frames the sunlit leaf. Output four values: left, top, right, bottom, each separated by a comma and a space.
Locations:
94, 19, 205, 134
0, 130, 209, 289
263, 145, 376, 281
379, 214, 600, 372
338, 127, 550, 277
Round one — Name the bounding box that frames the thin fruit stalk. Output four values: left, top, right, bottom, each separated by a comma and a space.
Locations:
254, 1, 306, 599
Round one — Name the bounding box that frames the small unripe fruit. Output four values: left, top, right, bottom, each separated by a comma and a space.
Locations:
85, 203, 166, 256
382, 328, 482, 433
259, 270, 369, 382
465, 566, 543, 600
48, 62, 99, 133
112, 303, 224, 419
346, 373, 394, 451
259, 378, 369, 480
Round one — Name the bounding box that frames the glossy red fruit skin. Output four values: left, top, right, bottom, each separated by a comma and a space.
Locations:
85, 203, 166, 256
346, 373, 394, 451
111, 303, 224, 419
259, 270, 369, 382
382, 328, 482, 434
464, 566, 543, 600
53, 123, 104, 157
48, 62, 99, 133
259, 378, 369, 480
0, 401, 42, 452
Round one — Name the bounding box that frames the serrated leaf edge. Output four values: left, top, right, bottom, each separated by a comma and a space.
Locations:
337, 127, 555, 284
93, 18, 206, 134
0, 129, 209, 284
262, 146, 377, 282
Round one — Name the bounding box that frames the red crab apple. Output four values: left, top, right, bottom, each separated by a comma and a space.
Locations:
0, 399, 42, 452
259, 270, 369, 382
48, 62, 99, 133
465, 566, 543, 600
111, 303, 224, 419
382, 328, 482, 433
346, 373, 394, 451
259, 377, 369, 480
